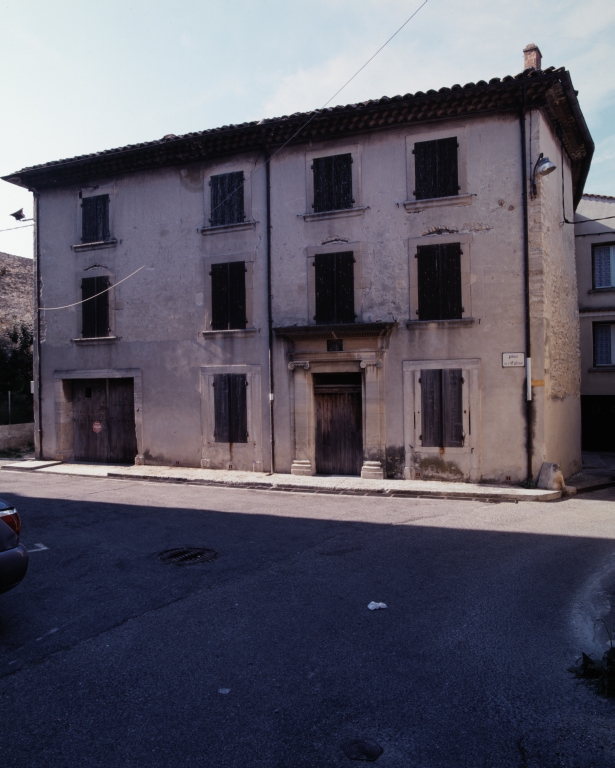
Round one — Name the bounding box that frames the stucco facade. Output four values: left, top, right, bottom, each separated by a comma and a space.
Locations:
3, 63, 592, 483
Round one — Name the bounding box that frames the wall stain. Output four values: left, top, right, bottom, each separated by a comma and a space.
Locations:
386, 445, 405, 479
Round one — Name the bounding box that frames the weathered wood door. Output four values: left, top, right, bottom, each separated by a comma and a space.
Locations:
72, 378, 137, 463
314, 373, 362, 475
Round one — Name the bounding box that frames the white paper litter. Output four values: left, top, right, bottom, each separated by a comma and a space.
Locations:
367, 601, 387, 611
218, 688, 230, 694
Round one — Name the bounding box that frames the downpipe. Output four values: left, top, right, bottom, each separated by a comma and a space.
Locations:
520, 87, 533, 483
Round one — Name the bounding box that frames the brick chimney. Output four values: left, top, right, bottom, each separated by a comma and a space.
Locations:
523, 43, 542, 71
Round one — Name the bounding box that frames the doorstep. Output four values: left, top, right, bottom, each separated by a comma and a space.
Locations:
0, 460, 562, 501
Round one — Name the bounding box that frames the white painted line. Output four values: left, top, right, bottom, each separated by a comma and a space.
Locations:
26, 543, 49, 552
35, 627, 58, 642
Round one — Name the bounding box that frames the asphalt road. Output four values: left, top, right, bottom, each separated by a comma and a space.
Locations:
0, 470, 614, 768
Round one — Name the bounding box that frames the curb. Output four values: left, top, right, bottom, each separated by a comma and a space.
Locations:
106, 471, 561, 502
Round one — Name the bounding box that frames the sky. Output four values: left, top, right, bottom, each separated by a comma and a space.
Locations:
1, 0, 614, 258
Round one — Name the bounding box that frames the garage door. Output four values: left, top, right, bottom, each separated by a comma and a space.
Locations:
72, 378, 137, 463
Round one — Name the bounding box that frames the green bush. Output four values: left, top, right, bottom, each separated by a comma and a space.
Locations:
0, 323, 34, 425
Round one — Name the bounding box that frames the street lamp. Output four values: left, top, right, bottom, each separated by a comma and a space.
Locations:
531, 153, 557, 197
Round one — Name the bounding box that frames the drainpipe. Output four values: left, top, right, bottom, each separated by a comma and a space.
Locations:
264, 147, 275, 474
33, 189, 43, 458
520, 87, 533, 483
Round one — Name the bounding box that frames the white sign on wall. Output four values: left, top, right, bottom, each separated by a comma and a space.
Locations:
502, 352, 525, 368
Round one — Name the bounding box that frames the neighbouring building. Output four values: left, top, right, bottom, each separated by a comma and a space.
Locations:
2, 46, 593, 483
0, 251, 33, 333
575, 194, 615, 451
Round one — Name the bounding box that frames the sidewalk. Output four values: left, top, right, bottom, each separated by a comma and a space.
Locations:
0, 459, 564, 502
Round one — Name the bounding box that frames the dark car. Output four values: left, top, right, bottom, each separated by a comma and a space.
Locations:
0, 498, 28, 594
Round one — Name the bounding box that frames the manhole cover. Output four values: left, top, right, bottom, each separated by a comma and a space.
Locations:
158, 548, 218, 566
342, 740, 383, 762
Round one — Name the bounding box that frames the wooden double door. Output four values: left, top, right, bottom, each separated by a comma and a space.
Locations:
314, 373, 363, 476
72, 378, 137, 463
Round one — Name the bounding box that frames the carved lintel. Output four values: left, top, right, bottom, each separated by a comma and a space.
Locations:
288, 361, 310, 371
360, 360, 382, 369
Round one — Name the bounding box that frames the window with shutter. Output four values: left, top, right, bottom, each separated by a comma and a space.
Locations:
593, 245, 615, 288
210, 172, 245, 227
593, 324, 615, 366
81, 276, 110, 338
213, 373, 247, 443
210, 262, 247, 330
81, 195, 110, 243
414, 137, 459, 200
315, 252, 355, 324
421, 368, 463, 448
417, 243, 462, 321
313, 154, 353, 212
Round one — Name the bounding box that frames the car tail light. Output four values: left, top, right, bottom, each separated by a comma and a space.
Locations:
0, 508, 21, 536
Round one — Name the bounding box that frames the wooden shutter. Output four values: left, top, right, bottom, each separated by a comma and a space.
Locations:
210, 171, 244, 226
414, 138, 458, 200
334, 154, 353, 209
313, 156, 333, 213
81, 277, 97, 337
82, 195, 110, 243
335, 252, 355, 323
417, 245, 440, 321
313, 154, 352, 212
213, 374, 230, 442
437, 137, 459, 197
421, 369, 442, 447
442, 368, 463, 447
439, 243, 462, 319
414, 140, 438, 200
229, 374, 248, 443
211, 263, 230, 330
81, 276, 109, 337
228, 261, 247, 330
315, 254, 336, 323
213, 373, 248, 443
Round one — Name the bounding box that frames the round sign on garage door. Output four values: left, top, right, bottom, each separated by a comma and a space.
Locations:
92, 421, 102, 433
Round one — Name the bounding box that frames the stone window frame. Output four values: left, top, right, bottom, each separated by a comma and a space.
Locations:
72, 184, 119, 252
201, 251, 257, 335
72, 264, 118, 343
306, 241, 365, 326
407, 233, 474, 325
402, 358, 481, 480
52, 367, 144, 463
201, 162, 255, 234
403, 125, 471, 212
199, 364, 263, 472
302, 144, 367, 222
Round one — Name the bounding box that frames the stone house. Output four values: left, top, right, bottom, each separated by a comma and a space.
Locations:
574, 194, 615, 451
2, 47, 593, 483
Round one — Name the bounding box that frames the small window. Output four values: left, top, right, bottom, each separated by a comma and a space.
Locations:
593, 323, 615, 366
414, 137, 459, 200
210, 262, 247, 331
313, 154, 353, 213
421, 368, 463, 448
593, 244, 615, 289
81, 195, 110, 243
81, 276, 110, 338
210, 172, 245, 227
213, 373, 248, 443
417, 243, 462, 321
314, 252, 355, 324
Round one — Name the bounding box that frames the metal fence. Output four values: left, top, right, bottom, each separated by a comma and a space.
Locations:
0, 391, 34, 426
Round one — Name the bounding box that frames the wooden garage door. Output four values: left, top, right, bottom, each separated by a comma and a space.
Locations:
72, 378, 137, 463
314, 373, 362, 476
